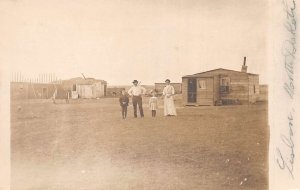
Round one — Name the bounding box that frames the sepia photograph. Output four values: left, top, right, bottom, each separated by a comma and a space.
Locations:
0, 0, 277, 189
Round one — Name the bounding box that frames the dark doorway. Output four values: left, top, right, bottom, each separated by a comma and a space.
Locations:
188, 78, 197, 103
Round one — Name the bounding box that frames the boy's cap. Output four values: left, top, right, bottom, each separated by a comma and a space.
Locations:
132, 80, 138, 83
165, 79, 170, 82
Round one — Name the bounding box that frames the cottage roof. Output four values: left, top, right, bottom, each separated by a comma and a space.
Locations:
182, 68, 258, 78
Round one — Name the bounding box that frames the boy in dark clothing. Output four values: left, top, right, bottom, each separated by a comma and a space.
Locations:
119, 90, 129, 119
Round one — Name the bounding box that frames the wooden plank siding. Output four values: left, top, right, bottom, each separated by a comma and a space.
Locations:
217, 73, 250, 103
248, 75, 260, 103
213, 75, 220, 104
181, 77, 214, 106
182, 78, 188, 104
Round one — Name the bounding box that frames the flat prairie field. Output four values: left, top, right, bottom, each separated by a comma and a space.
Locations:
11, 96, 268, 190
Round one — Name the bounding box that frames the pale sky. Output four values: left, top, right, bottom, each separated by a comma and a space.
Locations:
0, 0, 269, 85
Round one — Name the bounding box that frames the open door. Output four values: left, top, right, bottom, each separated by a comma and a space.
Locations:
187, 78, 197, 103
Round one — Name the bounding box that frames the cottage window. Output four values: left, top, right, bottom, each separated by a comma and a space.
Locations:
198, 80, 206, 89
220, 77, 230, 86
254, 85, 256, 94
220, 76, 230, 93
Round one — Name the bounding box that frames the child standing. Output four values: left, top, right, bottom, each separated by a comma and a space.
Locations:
149, 90, 158, 117
119, 90, 129, 119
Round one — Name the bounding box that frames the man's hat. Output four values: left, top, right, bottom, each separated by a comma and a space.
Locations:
165, 79, 170, 82
132, 80, 138, 83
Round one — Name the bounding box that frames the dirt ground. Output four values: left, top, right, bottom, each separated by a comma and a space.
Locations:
11, 96, 269, 190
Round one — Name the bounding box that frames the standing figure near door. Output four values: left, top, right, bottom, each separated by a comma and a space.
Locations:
162, 79, 177, 116
128, 80, 146, 118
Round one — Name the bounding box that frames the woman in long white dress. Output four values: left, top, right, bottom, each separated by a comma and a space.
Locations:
162, 79, 177, 116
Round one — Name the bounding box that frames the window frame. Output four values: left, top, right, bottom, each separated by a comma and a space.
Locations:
198, 79, 207, 90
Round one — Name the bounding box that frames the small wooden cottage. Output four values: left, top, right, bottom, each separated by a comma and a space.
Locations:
182, 59, 259, 106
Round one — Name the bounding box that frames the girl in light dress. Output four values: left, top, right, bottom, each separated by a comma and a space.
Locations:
149, 90, 158, 117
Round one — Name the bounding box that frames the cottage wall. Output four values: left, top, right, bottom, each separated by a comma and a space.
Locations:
182, 78, 188, 104
196, 77, 214, 105
248, 75, 259, 103
181, 77, 214, 105
219, 73, 250, 103
213, 75, 220, 103
93, 82, 105, 97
